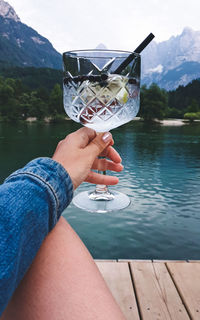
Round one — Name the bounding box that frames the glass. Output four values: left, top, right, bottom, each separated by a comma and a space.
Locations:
63, 49, 140, 213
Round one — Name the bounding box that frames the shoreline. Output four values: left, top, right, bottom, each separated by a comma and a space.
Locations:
134, 117, 200, 126
24, 117, 190, 126
1, 117, 200, 126
157, 119, 187, 126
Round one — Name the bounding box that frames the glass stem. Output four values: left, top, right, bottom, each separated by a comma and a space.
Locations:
95, 170, 109, 193
88, 159, 114, 201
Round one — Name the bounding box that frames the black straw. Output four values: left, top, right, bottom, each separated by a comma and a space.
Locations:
114, 33, 155, 74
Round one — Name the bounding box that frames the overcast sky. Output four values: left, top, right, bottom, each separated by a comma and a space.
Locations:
8, 0, 200, 53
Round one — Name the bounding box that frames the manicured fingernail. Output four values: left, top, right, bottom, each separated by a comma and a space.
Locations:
102, 132, 112, 143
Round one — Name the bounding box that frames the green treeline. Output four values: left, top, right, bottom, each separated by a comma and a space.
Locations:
0, 77, 64, 122
0, 66, 200, 122
0, 63, 62, 91
140, 81, 200, 122
0, 66, 64, 122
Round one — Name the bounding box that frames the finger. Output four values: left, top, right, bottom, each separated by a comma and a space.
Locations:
85, 171, 119, 185
66, 127, 97, 148
100, 146, 122, 163
85, 132, 113, 158
92, 158, 123, 172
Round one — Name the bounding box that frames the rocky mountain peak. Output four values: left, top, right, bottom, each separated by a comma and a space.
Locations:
141, 27, 200, 90
0, 0, 62, 69
142, 27, 200, 73
96, 43, 107, 49
0, 0, 20, 22
182, 26, 195, 35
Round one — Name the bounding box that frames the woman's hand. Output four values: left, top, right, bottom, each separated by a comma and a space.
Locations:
52, 127, 123, 189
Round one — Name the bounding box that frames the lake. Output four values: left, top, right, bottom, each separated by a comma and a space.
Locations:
0, 120, 200, 260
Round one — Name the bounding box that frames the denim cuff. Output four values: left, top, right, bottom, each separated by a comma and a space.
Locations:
4, 157, 73, 221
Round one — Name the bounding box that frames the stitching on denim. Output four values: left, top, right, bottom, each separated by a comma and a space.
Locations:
6, 172, 60, 216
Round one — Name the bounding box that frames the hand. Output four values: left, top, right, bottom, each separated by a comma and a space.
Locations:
52, 127, 123, 189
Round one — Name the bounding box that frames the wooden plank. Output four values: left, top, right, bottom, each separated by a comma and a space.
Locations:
130, 261, 189, 320
167, 262, 200, 319
96, 261, 140, 320
95, 259, 117, 262
118, 259, 152, 263
153, 260, 187, 263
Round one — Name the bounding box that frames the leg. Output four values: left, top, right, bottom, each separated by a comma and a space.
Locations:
2, 217, 125, 320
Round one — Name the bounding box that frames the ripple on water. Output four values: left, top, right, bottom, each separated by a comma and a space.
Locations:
1, 121, 200, 259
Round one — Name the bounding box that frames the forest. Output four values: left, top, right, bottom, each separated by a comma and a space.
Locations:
0, 65, 200, 122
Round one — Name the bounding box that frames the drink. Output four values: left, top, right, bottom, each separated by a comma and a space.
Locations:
63, 49, 141, 212
63, 74, 140, 132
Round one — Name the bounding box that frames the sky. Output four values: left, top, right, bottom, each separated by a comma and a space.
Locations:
8, 0, 200, 54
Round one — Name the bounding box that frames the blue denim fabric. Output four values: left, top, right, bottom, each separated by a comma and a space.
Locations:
0, 157, 73, 315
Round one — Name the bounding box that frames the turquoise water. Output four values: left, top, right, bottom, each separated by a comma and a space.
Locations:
0, 121, 200, 259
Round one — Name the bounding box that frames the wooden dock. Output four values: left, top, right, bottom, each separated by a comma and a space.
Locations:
96, 260, 200, 320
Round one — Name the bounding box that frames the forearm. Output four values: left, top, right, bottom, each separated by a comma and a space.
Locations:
0, 157, 73, 314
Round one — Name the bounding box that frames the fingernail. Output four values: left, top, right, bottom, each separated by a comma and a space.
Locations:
102, 132, 112, 143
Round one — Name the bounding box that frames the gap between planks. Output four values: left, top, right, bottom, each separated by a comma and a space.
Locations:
96, 260, 199, 320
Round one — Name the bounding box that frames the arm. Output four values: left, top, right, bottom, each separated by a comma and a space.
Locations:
0, 157, 73, 314
0, 127, 123, 314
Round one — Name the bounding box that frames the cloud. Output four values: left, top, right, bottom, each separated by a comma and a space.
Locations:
148, 64, 163, 74
8, 0, 200, 53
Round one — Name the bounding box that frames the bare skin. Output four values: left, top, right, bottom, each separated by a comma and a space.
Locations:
52, 127, 123, 189
1, 128, 126, 319
2, 218, 125, 320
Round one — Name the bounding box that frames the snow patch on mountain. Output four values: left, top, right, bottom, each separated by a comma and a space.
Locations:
31, 36, 46, 45
141, 27, 200, 89
2, 32, 9, 39
0, 0, 62, 69
0, 0, 20, 22
16, 38, 24, 47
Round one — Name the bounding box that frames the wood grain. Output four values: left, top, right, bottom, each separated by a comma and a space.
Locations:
97, 261, 140, 320
130, 261, 189, 320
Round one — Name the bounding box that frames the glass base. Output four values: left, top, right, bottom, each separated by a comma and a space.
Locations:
73, 190, 130, 213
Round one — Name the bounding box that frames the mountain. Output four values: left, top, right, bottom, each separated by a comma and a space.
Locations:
1, 0, 200, 90
89, 30, 200, 91
142, 61, 200, 91
96, 43, 107, 49
141, 27, 200, 90
0, 0, 62, 69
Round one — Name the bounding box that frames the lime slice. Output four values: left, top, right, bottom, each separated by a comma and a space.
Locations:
116, 88, 129, 104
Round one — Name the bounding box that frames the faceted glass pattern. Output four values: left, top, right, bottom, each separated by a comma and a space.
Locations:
63, 50, 140, 132
62, 50, 141, 213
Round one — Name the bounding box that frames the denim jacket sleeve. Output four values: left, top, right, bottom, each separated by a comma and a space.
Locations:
0, 157, 73, 315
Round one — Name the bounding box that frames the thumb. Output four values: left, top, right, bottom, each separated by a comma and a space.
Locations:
86, 132, 113, 158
